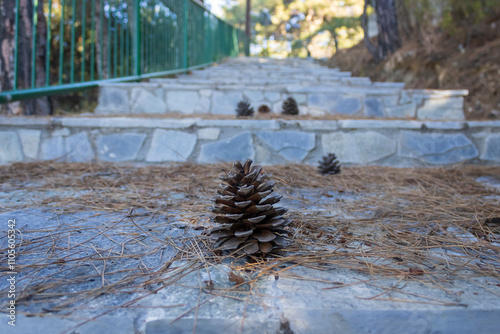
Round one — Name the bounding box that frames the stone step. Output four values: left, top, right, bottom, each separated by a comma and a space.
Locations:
95, 80, 464, 120
1, 116, 499, 165
95, 57, 467, 120
190, 68, 348, 76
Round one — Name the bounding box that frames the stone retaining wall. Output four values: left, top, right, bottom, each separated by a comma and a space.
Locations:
1, 116, 499, 166
95, 57, 468, 120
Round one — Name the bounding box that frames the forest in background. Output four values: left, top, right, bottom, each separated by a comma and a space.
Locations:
222, 0, 500, 119
2, 0, 500, 117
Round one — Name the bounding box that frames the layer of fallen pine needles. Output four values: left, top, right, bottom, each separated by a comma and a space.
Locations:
0, 161, 499, 327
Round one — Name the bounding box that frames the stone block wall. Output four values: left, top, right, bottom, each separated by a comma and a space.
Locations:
95, 83, 468, 120
1, 116, 499, 166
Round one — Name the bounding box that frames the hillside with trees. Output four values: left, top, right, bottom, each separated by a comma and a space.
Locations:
223, 0, 500, 120
330, 0, 500, 120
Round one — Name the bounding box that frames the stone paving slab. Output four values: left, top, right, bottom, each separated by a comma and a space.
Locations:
1, 195, 499, 333
1, 116, 499, 166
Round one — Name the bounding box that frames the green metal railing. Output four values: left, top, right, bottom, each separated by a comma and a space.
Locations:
0, 0, 248, 104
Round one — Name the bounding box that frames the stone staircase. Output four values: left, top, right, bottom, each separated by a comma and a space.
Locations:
1, 57, 499, 166
95, 57, 467, 120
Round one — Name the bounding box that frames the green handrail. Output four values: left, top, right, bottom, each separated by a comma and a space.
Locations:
0, 0, 249, 104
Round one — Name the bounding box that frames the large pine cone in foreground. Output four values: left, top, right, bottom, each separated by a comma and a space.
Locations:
210, 159, 291, 255
318, 153, 341, 174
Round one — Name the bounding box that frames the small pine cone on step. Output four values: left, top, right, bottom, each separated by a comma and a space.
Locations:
318, 153, 341, 174
258, 104, 271, 113
210, 159, 291, 255
281, 97, 299, 115
235, 99, 254, 117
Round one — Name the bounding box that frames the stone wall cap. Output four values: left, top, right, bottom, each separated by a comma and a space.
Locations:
339, 119, 423, 129
373, 82, 406, 88
408, 89, 469, 97
61, 117, 200, 129
287, 85, 402, 95
467, 121, 500, 128
196, 119, 280, 129
424, 121, 468, 130
295, 120, 339, 130
0, 116, 56, 126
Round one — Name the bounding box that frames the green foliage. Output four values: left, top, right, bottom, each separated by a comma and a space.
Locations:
401, 0, 500, 35
222, 0, 365, 57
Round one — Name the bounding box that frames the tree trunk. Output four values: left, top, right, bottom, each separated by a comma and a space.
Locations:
362, 0, 380, 61
0, 0, 21, 114
0, 0, 52, 115
375, 0, 401, 59
362, 0, 401, 62
331, 28, 339, 53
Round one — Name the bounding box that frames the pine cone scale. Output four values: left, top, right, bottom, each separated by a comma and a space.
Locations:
252, 230, 276, 242
234, 229, 254, 237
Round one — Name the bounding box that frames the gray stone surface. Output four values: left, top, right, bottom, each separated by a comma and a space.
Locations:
481, 133, 500, 162
211, 91, 243, 115
62, 117, 199, 129
293, 93, 307, 104
339, 120, 422, 129
467, 121, 500, 128
97, 133, 146, 162
1, 168, 500, 334
399, 91, 412, 104
264, 91, 281, 102
399, 132, 478, 164
197, 119, 279, 130
2, 114, 500, 166
96, 86, 130, 113
94, 59, 469, 119
52, 128, 70, 137
385, 102, 416, 118
199, 132, 254, 163
146, 318, 280, 334
256, 131, 315, 162
383, 95, 400, 106
0, 115, 53, 126
131, 89, 167, 114
194, 95, 211, 113
309, 94, 362, 115
243, 90, 264, 102
364, 97, 384, 117
297, 120, 338, 130
167, 90, 200, 114
417, 97, 465, 120
322, 131, 396, 164
18, 129, 41, 159
65, 132, 94, 162
197, 128, 220, 140
146, 130, 197, 162
0, 131, 23, 162
40, 135, 65, 160
0, 315, 135, 334
424, 121, 467, 130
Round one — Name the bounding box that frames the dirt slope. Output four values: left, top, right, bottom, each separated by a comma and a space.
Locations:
328, 17, 500, 120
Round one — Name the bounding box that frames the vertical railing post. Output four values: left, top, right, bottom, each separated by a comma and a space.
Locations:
183, 0, 188, 69
13, 0, 20, 90
31, 0, 39, 88
133, 0, 141, 78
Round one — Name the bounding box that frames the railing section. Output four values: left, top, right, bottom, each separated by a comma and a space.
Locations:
0, 0, 248, 103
